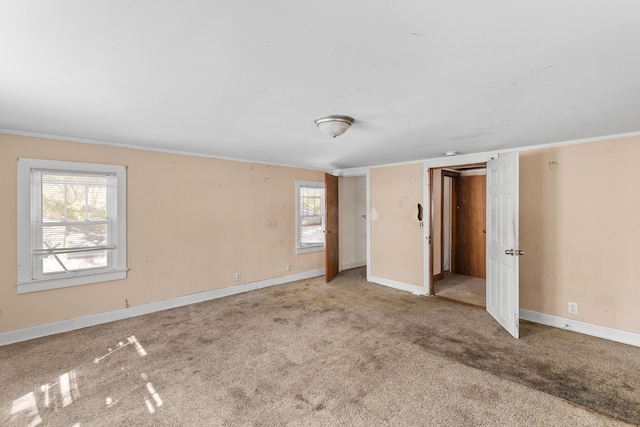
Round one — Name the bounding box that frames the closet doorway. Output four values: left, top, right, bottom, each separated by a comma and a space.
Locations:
431, 164, 487, 307
338, 175, 367, 274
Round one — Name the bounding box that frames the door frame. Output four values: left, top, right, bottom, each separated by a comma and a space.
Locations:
422, 152, 498, 295
332, 167, 371, 281
431, 168, 461, 288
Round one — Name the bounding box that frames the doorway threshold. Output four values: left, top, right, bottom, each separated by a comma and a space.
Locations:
430, 294, 485, 309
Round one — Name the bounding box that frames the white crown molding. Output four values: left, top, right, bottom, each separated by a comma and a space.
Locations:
504, 130, 640, 154
332, 166, 370, 177
0, 128, 329, 172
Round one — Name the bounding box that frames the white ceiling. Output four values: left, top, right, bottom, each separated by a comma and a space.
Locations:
2, 1, 639, 170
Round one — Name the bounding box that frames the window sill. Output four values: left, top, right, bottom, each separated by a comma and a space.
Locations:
295, 245, 325, 255
17, 269, 127, 294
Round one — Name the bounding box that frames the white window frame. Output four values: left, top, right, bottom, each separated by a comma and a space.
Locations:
295, 180, 325, 254
17, 158, 127, 294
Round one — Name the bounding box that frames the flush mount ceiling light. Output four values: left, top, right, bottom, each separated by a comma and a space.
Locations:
314, 115, 354, 138
445, 151, 458, 157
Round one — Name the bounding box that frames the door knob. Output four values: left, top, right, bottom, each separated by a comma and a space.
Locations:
517, 250, 524, 256
323, 230, 331, 234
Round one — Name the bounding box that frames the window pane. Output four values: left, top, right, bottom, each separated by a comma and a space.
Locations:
40, 225, 66, 249
42, 174, 108, 222
299, 185, 324, 246
87, 185, 107, 220
301, 223, 323, 244
41, 224, 108, 250
38, 173, 111, 278
39, 249, 108, 274
42, 182, 65, 222
65, 183, 87, 221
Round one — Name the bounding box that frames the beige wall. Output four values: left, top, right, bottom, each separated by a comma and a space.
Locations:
0, 134, 324, 333
5, 132, 638, 337
338, 176, 367, 271
370, 163, 423, 286
520, 136, 640, 333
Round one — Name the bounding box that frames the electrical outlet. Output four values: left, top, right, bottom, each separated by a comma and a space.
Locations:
286, 264, 291, 272
568, 302, 578, 315
235, 273, 241, 282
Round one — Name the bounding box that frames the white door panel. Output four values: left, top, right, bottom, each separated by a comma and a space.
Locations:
486, 152, 520, 338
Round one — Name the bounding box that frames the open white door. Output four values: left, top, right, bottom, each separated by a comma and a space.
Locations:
486, 151, 520, 338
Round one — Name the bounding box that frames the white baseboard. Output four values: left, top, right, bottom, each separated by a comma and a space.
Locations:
520, 309, 640, 348
0, 269, 325, 347
10, 274, 636, 349
368, 275, 426, 295
340, 260, 366, 271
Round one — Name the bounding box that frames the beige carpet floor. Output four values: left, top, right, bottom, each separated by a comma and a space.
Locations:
2, 267, 639, 426
435, 272, 486, 307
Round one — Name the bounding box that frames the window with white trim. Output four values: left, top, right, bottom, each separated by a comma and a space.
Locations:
295, 180, 325, 254
17, 158, 127, 293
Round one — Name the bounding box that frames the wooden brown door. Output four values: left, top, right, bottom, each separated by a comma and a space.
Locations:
325, 173, 339, 282
452, 175, 486, 279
